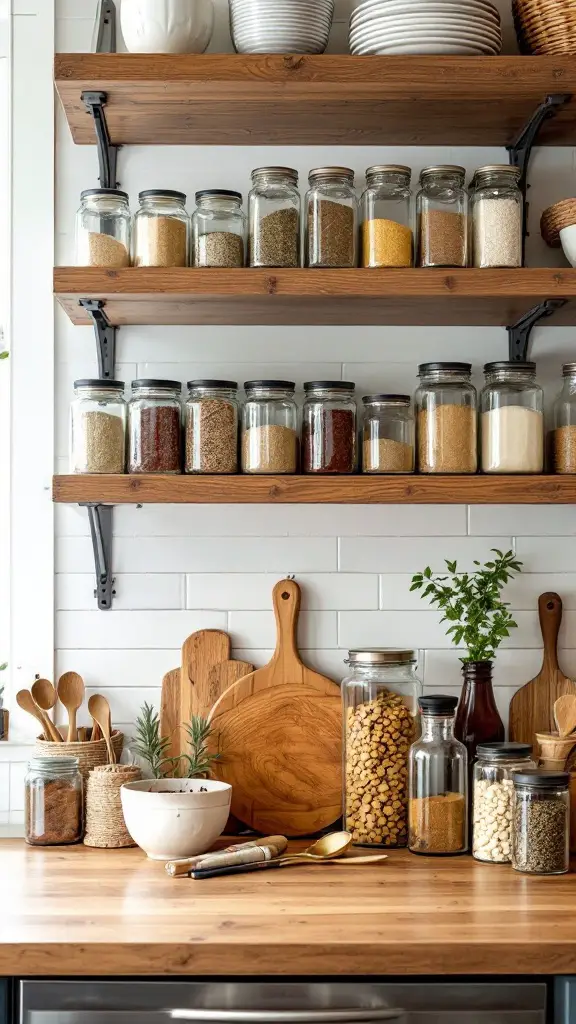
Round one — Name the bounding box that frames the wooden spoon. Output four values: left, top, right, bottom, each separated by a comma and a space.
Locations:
88, 694, 115, 763
554, 694, 576, 737
57, 672, 85, 742
31, 679, 63, 743
16, 690, 53, 739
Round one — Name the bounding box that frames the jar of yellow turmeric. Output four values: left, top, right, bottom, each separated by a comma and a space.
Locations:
361, 165, 413, 268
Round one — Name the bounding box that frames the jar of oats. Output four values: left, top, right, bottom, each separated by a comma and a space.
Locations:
342, 649, 421, 848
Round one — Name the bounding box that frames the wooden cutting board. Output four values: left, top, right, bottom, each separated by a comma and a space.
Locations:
160, 667, 181, 760
208, 578, 342, 836
509, 592, 576, 750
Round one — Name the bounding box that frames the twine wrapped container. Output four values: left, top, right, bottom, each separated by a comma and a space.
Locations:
513, 0, 576, 54
35, 730, 124, 783
84, 764, 142, 848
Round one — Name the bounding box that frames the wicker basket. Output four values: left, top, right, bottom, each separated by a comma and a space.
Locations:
84, 763, 141, 848
513, 0, 576, 54
541, 199, 576, 247
35, 730, 124, 782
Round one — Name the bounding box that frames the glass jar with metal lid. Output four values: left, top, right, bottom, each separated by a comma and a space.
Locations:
185, 380, 239, 474
133, 189, 190, 267
408, 695, 468, 855
553, 363, 576, 473
241, 380, 298, 474
360, 165, 413, 268
470, 165, 522, 269
248, 167, 300, 268
473, 742, 536, 863
128, 379, 182, 474
511, 770, 570, 875
302, 381, 357, 474
342, 649, 422, 848
25, 756, 83, 846
416, 165, 468, 268
480, 361, 543, 473
75, 188, 131, 268
192, 190, 245, 267
415, 362, 477, 474
306, 167, 358, 268
70, 379, 126, 474
362, 395, 415, 473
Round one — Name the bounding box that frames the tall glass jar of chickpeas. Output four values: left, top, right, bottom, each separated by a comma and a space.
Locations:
342, 650, 422, 848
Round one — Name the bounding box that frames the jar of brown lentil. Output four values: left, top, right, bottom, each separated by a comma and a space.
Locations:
133, 190, 190, 267
553, 363, 576, 473
185, 380, 239, 474
302, 381, 357, 474
415, 362, 477, 474
306, 167, 358, 268
128, 379, 182, 474
241, 381, 298, 474
416, 166, 468, 268
25, 756, 83, 846
362, 395, 415, 474
248, 167, 300, 268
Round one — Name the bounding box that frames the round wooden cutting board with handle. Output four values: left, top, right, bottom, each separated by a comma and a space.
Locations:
208, 578, 342, 836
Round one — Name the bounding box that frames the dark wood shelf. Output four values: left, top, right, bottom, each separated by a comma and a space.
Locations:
54, 54, 576, 147
52, 474, 576, 504
54, 267, 576, 327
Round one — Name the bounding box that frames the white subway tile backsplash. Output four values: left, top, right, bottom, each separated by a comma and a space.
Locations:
56, 649, 181, 687
229, 610, 337, 649
469, 506, 576, 537
339, 610, 546, 651
340, 536, 511, 573
56, 611, 227, 649
0, 765, 9, 811
380, 573, 576, 612
9, 763, 26, 812
515, 538, 576, 573
187, 573, 378, 610
56, 573, 185, 611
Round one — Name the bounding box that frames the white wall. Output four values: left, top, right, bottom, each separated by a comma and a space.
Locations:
4, 0, 576, 827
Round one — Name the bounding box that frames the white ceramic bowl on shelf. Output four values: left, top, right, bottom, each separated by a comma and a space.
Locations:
121, 0, 215, 53
120, 778, 232, 861
229, 0, 334, 53
560, 224, 576, 267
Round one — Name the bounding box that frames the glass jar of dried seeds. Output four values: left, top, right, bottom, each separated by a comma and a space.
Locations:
76, 188, 131, 268
306, 167, 358, 268
553, 363, 576, 474
248, 167, 300, 268
480, 362, 544, 474
133, 190, 190, 267
473, 742, 535, 863
70, 379, 127, 474
241, 381, 298, 474
416, 165, 468, 268
511, 770, 570, 875
302, 381, 357, 474
415, 362, 477, 474
361, 165, 413, 268
128, 379, 182, 474
185, 380, 239, 474
470, 165, 522, 268
25, 757, 83, 846
192, 190, 245, 267
362, 395, 415, 473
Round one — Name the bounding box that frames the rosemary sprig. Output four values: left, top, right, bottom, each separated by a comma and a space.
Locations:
181, 714, 220, 778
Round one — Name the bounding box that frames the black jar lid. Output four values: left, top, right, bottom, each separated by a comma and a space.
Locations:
131, 378, 181, 390
187, 379, 238, 389
418, 695, 458, 714
81, 188, 129, 201
418, 362, 472, 374
304, 380, 355, 391
74, 378, 125, 389
483, 361, 536, 373
477, 742, 532, 760
244, 380, 295, 390
138, 189, 186, 202
195, 189, 242, 203
512, 769, 570, 789
362, 394, 411, 405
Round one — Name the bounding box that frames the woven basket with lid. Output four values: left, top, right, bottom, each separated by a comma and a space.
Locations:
35, 730, 124, 782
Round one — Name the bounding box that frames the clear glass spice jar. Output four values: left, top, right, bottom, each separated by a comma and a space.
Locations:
473, 742, 535, 863
480, 361, 544, 473
361, 165, 413, 268
470, 165, 523, 269
75, 188, 131, 268
302, 381, 357, 474
25, 756, 83, 846
511, 770, 570, 875
133, 189, 190, 267
248, 167, 300, 268
343, 649, 422, 848
70, 379, 127, 474
128, 379, 182, 474
362, 395, 415, 474
553, 363, 576, 474
408, 695, 468, 856
185, 379, 239, 474
416, 165, 468, 268
241, 380, 298, 474
415, 362, 477, 474
192, 190, 245, 268
306, 167, 358, 268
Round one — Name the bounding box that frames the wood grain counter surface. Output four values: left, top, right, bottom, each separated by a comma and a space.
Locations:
1, 839, 576, 976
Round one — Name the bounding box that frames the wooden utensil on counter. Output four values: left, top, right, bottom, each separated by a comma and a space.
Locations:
57, 672, 85, 742
509, 593, 576, 751
208, 578, 342, 837
88, 694, 116, 764
554, 694, 576, 737
30, 679, 63, 743
16, 689, 54, 739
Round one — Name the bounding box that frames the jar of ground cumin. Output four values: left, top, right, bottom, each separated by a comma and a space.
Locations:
25, 757, 83, 846
128, 379, 182, 474
133, 190, 190, 267
416, 165, 468, 268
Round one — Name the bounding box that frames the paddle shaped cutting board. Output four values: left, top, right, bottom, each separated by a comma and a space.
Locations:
208, 578, 342, 836
509, 592, 576, 750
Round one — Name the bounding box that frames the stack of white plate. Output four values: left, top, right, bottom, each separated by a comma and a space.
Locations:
230, 0, 334, 53
349, 0, 502, 54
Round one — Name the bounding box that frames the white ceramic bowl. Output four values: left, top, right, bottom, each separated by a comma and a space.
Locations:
120, 778, 232, 861
560, 224, 576, 267
121, 0, 215, 53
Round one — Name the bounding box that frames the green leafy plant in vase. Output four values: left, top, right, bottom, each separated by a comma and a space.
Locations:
133, 702, 219, 780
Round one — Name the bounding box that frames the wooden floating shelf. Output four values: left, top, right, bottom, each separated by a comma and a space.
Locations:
54, 267, 576, 327
54, 54, 576, 147
53, 474, 576, 505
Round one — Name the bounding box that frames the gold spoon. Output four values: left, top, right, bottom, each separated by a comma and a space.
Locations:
31, 679, 63, 743
279, 831, 354, 862
88, 693, 115, 763
191, 832, 388, 878
58, 672, 85, 742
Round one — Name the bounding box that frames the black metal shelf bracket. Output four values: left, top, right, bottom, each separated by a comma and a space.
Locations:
79, 299, 117, 379
81, 90, 119, 190
81, 504, 115, 610
94, 0, 117, 53
507, 298, 566, 362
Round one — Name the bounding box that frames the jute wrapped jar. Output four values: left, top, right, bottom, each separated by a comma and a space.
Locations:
84, 763, 141, 848
35, 730, 124, 783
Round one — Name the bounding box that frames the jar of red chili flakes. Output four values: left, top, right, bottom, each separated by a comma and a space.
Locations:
302, 381, 357, 473
128, 379, 182, 474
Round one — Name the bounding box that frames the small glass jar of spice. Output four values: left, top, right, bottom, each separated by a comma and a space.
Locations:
415, 362, 477, 474
25, 756, 83, 846
70, 379, 127, 474
361, 165, 413, 268
128, 379, 182, 474
242, 380, 298, 474
553, 363, 576, 474
362, 395, 415, 474
302, 381, 357, 474
248, 167, 300, 268
133, 190, 190, 267
408, 695, 468, 856
193, 190, 245, 267
185, 380, 239, 474
511, 770, 569, 875
306, 167, 358, 268
417, 165, 468, 268
76, 188, 131, 268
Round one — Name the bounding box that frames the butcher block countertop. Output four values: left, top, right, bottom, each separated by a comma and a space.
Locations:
1, 839, 576, 976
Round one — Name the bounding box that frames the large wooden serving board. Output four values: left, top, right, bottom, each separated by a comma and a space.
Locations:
208, 578, 342, 835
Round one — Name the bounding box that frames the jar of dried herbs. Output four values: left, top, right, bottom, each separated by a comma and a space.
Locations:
70, 379, 127, 474
133, 189, 190, 267
306, 167, 358, 268
511, 770, 569, 875
193, 190, 245, 267
75, 188, 131, 268
416, 165, 468, 268
248, 167, 300, 268
128, 379, 182, 474
25, 757, 83, 846
185, 379, 239, 474
302, 381, 357, 474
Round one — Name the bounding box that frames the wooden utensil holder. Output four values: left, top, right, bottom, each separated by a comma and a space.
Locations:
35, 730, 124, 782
84, 763, 141, 848
535, 731, 576, 762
